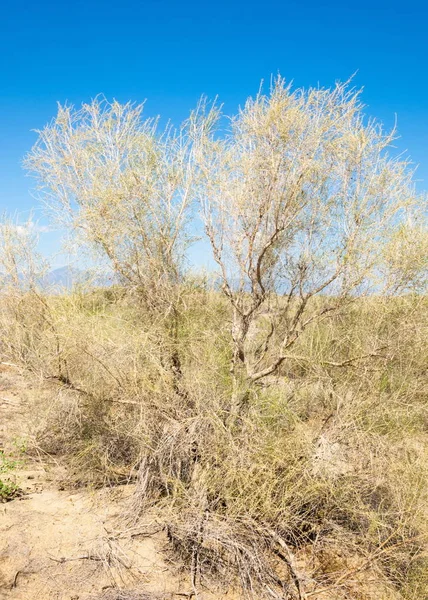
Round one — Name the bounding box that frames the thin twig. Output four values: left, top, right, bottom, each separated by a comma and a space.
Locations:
48, 553, 103, 563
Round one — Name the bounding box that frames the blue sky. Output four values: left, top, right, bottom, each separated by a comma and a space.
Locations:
1, 0, 427, 266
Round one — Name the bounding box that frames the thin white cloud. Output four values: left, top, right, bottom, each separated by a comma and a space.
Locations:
3, 222, 52, 236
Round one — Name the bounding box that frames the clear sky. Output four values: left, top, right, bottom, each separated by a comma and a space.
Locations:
1, 0, 427, 266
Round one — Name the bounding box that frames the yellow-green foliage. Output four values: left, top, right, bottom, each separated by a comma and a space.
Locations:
0, 287, 426, 597
2, 79, 425, 598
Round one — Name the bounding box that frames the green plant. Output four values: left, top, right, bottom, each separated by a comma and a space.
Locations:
0, 450, 20, 501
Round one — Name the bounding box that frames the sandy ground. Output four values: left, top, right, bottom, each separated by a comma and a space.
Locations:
0, 364, 234, 600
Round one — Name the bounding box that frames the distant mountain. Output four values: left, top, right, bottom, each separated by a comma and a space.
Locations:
0, 266, 112, 292
43, 266, 81, 288
43, 266, 115, 290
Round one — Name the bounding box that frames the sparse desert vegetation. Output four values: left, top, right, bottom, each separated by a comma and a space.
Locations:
0, 79, 427, 599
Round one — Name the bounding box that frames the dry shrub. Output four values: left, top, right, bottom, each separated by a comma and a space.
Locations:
1, 80, 427, 598
0, 284, 427, 598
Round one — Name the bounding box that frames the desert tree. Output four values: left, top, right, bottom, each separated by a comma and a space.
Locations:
0, 217, 47, 291
12, 86, 428, 597
0, 217, 60, 371
25, 98, 196, 303
192, 78, 424, 421
25, 98, 198, 387
383, 219, 428, 294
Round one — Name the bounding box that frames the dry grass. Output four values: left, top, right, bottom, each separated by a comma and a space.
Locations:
0, 285, 426, 599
